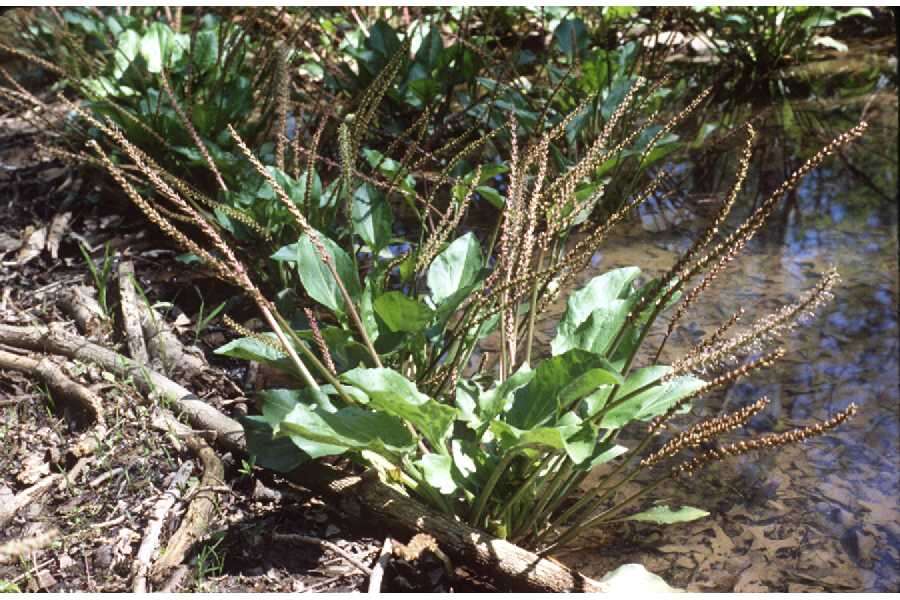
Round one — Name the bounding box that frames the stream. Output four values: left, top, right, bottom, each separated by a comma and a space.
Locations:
539, 80, 898, 591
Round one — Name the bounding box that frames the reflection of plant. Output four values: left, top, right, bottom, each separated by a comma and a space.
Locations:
680, 7, 873, 97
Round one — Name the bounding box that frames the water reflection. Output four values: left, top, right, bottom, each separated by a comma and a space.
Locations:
553, 107, 898, 591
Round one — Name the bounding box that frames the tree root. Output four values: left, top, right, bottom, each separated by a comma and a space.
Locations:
0, 322, 609, 592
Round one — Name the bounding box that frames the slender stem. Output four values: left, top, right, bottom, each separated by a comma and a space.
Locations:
540, 475, 669, 554
524, 247, 546, 366
258, 304, 319, 391
469, 446, 534, 528
500, 451, 555, 533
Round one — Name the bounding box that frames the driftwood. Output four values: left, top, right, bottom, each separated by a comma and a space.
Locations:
0, 323, 609, 592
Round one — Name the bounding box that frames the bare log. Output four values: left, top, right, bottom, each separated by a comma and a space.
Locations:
0, 323, 608, 592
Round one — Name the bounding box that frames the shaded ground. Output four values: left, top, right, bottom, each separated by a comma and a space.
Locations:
0, 111, 476, 593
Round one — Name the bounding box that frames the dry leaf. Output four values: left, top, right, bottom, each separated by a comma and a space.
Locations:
17, 452, 50, 485
0, 232, 21, 258
16, 225, 47, 265
46, 212, 72, 259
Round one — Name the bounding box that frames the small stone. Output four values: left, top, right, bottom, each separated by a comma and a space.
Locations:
324, 524, 340, 538
58, 554, 75, 571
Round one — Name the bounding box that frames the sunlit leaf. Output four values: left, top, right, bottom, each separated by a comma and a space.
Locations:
624, 505, 710, 524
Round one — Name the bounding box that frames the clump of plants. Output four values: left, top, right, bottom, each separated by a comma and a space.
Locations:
1, 8, 865, 554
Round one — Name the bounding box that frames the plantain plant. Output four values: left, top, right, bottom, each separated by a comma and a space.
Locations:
1, 8, 864, 553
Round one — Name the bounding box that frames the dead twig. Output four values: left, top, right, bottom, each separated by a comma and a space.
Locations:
118, 260, 149, 365
0, 528, 59, 564
0, 473, 62, 528
132, 460, 194, 593
272, 532, 373, 577
367, 537, 392, 593
151, 435, 225, 578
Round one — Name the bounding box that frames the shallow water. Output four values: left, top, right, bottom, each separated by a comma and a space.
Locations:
541, 95, 898, 591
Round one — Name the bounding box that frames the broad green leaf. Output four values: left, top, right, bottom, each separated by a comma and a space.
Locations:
552, 267, 641, 356
278, 402, 415, 456
811, 35, 848, 52
272, 231, 362, 316
455, 380, 482, 427
427, 232, 483, 306
139, 22, 176, 73
478, 364, 534, 425
420, 454, 457, 494
242, 416, 309, 472
112, 29, 140, 79
596, 366, 706, 429
214, 335, 294, 373
507, 349, 611, 429
192, 29, 219, 71
573, 441, 629, 471
554, 17, 588, 58
351, 184, 392, 252
373, 291, 434, 333
258, 387, 334, 425
624, 505, 710, 524
475, 185, 505, 209
562, 421, 599, 465
558, 361, 623, 410
489, 421, 577, 452
341, 368, 457, 448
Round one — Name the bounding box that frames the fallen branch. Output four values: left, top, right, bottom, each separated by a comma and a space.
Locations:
132, 460, 194, 593
0, 323, 244, 454
151, 435, 225, 578
58, 285, 106, 337
0, 322, 609, 592
135, 296, 205, 376
117, 261, 149, 365
0, 473, 61, 528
